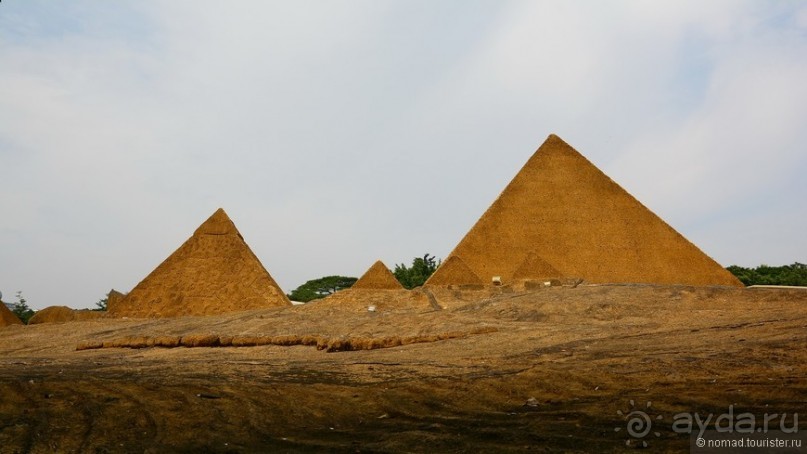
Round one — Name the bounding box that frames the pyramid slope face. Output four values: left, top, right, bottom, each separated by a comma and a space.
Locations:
443, 134, 742, 287
111, 208, 291, 317
352, 260, 403, 290
512, 251, 563, 280
426, 255, 484, 286
0, 303, 23, 327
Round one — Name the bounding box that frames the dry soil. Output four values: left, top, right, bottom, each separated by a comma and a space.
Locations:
0, 284, 805, 453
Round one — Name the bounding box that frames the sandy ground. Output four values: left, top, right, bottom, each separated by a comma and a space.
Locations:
0, 284, 805, 453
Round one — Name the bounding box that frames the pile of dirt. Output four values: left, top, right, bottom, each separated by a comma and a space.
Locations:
426, 134, 742, 287
28, 306, 107, 325
351, 260, 403, 290
0, 303, 22, 327
110, 208, 291, 318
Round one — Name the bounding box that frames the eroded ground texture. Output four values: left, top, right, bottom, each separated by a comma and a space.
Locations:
1, 285, 805, 453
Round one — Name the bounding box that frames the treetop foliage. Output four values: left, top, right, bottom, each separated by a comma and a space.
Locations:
393, 253, 440, 289
726, 262, 807, 286
11, 291, 35, 324
288, 275, 358, 303
94, 297, 108, 311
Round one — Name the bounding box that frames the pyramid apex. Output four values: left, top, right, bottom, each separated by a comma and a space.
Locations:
537, 133, 580, 153
194, 208, 239, 236
353, 260, 403, 290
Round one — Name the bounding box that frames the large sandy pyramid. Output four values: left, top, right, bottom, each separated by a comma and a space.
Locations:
427, 134, 742, 287
110, 208, 291, 317
0, 302, 23, 327
352, 260, 404, 290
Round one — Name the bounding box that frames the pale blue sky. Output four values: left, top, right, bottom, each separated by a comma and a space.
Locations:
1, 1, 806, 309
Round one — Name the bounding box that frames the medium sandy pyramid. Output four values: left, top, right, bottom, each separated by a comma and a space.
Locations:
0, 302, 23, 327
512, 251, 563, 280
110, 208, 291, 317
425, 255, 484, 286
352, 260, 404, 290
428, 134, 742, 287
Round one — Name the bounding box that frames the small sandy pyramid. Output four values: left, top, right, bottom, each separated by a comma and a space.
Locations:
352, 260, 404, 290
426, 255, 484, 286
111, 208, 291, 317
0, 302, 23, 327
106, 289, 126, 312
433, 134, 742, 287
313, 260, 431, 311
512, 251, 563, 280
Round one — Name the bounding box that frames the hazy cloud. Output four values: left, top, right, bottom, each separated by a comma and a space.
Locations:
1, 1, 805, 309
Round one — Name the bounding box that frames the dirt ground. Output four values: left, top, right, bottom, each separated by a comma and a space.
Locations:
0, 284, 805, 453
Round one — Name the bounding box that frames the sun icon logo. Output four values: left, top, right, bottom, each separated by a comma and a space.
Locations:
615, 400, 663, 448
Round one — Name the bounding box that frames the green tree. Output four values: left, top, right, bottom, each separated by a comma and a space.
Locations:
727, 263, 807, 286
393, 253, 440, 289
93, 297, 108, 311
288, 276, 358, 303
12, 291, 35, 324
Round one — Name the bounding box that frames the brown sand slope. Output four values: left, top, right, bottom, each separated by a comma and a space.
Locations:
425, 255, 484, 286
0, 303, 22, 327
427, 134, 742, 287
0, 285, 804, 452
351, 260, 403, 290
110, 208, 291, 318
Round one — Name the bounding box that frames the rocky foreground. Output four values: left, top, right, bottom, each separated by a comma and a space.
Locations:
0, 285, 805, 453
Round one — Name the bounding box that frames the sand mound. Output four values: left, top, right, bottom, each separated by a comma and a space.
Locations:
352, 260, 403, 290
28, 306, 107, 325
426, 255, 484, 286
434, 134, 742, 287
0, 303, 22, 327
110, 208, 291, 318
28, 306, 74, 324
